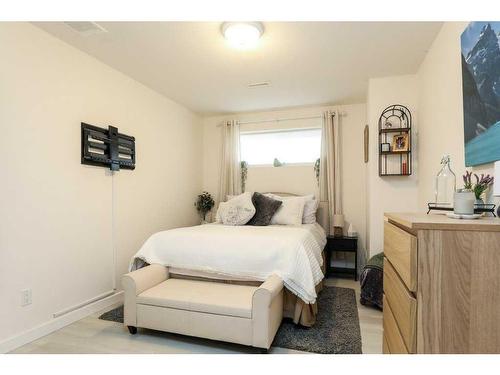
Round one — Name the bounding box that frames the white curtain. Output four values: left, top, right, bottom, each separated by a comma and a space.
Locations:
218, 120, 241, 204
319, 111, 342, 235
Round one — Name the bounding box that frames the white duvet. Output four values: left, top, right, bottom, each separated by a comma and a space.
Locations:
130, 223, 327, 304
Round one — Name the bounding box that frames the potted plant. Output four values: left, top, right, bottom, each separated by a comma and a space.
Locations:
194, 191, 215, 224
463, 171, 494, 204
240, 160, 248, 192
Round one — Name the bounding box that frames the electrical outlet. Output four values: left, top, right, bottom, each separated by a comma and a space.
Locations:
21, 289, 32, 306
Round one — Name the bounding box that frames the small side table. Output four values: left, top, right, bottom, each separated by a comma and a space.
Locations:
325, 235, 358, 280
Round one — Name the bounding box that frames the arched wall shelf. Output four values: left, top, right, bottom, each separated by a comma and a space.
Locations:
378, 104, 412, 176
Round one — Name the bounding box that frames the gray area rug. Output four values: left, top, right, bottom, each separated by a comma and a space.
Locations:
99, 286, 362, 354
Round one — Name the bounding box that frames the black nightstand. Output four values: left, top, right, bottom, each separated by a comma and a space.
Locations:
325, 236, 358, 280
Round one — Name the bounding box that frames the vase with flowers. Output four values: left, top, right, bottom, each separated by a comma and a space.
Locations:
194, 191, 215, 224
463, 171, 494, 204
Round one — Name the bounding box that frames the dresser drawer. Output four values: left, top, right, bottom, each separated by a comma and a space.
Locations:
383, 336, 390, 354
383, 258, 417, 353
383, 295, 408, 354
384, 221, 417, 291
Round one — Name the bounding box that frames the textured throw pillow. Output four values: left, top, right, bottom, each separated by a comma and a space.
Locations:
266, 194, 318, 224
302, 196, 319, 224
216, 192, 256, 225
246, 192, 283, 226
269, 196, 306, 225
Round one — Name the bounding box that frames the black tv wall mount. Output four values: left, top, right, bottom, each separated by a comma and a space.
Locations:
81, 122, 135, 171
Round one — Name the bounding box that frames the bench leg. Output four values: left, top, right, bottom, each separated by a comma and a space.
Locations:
128, 326, 137, 335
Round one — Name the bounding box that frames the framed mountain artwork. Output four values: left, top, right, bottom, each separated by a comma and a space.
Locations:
461, 22, 500, 166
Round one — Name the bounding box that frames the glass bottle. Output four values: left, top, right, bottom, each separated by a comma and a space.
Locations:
435, 155, 456, 207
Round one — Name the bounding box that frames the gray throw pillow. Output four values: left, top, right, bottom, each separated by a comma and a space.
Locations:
247, 192, 283, 226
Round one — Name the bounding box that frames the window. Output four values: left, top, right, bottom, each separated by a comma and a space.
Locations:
240, 128, 321, 166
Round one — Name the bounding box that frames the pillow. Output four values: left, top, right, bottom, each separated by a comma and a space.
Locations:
246, 192, 282, 226
216, 192, 255, 225
266, 194, 318, 224
269, 196, 306, 225
302, 196, 319, 224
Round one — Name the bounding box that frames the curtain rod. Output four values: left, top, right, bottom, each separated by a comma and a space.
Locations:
238, 114, 324, 125
217, 111, 343, 127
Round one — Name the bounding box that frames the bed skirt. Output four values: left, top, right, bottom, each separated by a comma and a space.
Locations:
282, 279, 322, 326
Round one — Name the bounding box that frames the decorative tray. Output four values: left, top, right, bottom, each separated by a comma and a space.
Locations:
427, 203, 496, 217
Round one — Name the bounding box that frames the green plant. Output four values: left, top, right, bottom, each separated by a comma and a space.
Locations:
463, 170, 473, 190
314, 158, 320, 185
240, 160, 248, 192
463, 171, 494, 200
194, 191, 215, 221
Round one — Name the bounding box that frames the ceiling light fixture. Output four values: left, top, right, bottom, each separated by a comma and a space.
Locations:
221, 22, 264, 50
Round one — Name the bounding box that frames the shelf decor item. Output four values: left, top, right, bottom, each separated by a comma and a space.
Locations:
392, 133, 409, 152
435, 155, 456, 207
378, 104, 412, 176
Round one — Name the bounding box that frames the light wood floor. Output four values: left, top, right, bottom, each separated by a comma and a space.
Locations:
11, 278, 383, 354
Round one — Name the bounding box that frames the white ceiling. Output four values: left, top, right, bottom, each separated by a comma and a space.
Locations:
34, 22, 442, 115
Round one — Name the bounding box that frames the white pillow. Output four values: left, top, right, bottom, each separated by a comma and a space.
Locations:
302, 196, 319, 224
267, 194, 318, 224
216, 192, 255, 225
269, 196, 306, 225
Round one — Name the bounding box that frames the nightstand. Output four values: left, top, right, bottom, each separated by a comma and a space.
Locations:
325, 235, 358, 280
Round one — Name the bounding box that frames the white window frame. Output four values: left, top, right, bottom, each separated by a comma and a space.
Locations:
239, 127, 322, 168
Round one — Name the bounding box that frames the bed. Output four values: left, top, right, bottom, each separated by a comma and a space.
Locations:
130, 194, 329, 327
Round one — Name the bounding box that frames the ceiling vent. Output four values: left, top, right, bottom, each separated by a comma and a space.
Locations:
63, 22, 107, 36
248, 81, 271, 88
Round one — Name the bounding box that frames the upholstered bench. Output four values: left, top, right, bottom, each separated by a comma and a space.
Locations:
122, 264, 284, 351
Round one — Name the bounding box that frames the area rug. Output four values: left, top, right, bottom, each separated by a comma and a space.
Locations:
99, 286, 362, 354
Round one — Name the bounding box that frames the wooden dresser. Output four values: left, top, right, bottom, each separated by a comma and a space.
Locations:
382, 212, 500, 354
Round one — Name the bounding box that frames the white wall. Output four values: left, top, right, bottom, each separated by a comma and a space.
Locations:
245, 166, 318, 197
338, 104, 368, 259
202, 103, 368, 257
417, 22, 497, 209
366, 75, 419, 256
0, 23, 202, 345
364, 22, 500, 257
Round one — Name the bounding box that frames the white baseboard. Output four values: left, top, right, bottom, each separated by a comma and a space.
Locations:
0, 291, 124, 353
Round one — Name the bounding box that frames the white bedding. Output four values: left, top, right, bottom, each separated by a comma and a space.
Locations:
130, 223, 327, 304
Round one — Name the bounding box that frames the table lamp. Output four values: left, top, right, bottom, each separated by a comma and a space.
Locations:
332, 214, 344, 237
